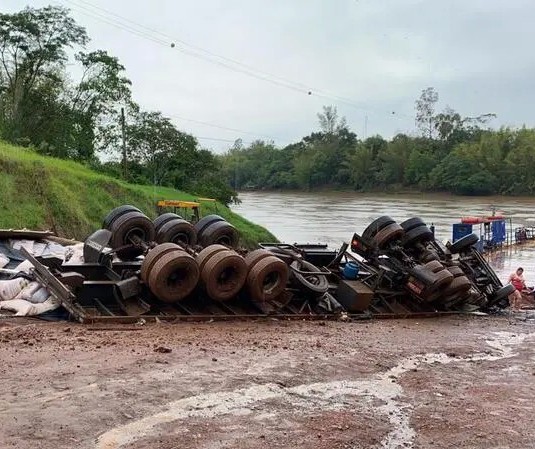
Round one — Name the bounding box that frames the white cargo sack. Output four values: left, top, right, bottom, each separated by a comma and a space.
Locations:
63, 243, 84, 265
0, 278, 29, 301
0, 296, 60, 316
30, 287, 50, 304
16, 281, 41, 301
14, 260, 34, 274
0, 254, 9, 269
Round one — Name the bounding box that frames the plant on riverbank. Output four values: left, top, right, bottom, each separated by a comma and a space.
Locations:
0, 140, 275, 247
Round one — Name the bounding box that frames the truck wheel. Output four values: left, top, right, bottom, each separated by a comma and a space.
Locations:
447, 266, 465, 278
290, 259, 329, 296
449, 233, 479, 254
201, 250, 247, 301
493, 284, 515, 301
402, 226, 434, 248
422, 269, 454, 300
198, 221, 239, 248
362, 216, 396, 240
424, 260, 445, 273
154, 213, 182, 233
443, 275, 472, 296
148, 251, 199, 303
109, 211, 155, 260
156, 219, 197, 246
195, 244, 229, 273
374, 223, 404, 249
140, 243, 182, 283
247, 255, 289, 303
420, 250, 439, 263
400, 217, 426, 232
103, 205, 141, 229
244, 249, 272, 269
194, 214, 226, 235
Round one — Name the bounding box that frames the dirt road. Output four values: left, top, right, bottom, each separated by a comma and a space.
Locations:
1, 315, 534, 449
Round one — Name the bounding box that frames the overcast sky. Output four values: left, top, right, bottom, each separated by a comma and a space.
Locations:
5, 0, 535, 152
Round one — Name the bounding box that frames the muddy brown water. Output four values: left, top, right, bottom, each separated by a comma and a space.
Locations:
232, 191, 535, 285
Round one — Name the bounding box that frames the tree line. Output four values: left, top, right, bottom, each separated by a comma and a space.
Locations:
2, 6, 534, 203
219, 90, 535, 196
0, 6, 235, 204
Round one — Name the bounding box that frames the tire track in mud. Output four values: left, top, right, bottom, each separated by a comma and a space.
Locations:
96, 331, 535, 449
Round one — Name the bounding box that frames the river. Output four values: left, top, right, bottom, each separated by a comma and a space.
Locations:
232, 191, 535, 284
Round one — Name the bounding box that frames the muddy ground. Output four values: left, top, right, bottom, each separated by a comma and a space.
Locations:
1, 314, 535, 449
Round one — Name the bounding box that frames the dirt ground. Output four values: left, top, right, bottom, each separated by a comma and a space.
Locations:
1, 314, 535, 449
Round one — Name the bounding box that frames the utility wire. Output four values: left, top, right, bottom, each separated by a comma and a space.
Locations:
61, 0, 413, 120
168, 114, 275, 140
60, 0, 283, 141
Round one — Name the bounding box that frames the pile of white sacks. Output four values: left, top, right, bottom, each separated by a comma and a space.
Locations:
0, 240, 84, 316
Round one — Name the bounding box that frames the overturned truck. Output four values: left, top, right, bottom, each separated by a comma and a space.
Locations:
0, 208, 515, 323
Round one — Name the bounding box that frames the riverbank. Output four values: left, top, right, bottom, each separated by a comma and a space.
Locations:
0, 141, 275, 247
238, 187, 535, 201
1, 315, 534, 449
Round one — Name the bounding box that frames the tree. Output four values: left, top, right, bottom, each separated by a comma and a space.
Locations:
69, 50, 133, 159
317, 105, 346, 134
0, 6, 88, 140
415, 87, 438, 138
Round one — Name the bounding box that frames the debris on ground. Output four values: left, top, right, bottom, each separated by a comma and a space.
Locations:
0, 209, 526, 323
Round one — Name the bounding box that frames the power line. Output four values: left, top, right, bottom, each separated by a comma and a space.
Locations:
57, 1, 281, 143
61, 0, 413, 120
167, 114, 275, 140
196, 136, 252, 144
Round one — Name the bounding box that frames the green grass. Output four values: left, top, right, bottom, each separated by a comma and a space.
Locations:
0, 141, 276, 247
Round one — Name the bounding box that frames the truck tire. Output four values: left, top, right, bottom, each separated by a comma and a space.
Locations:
400, 217, 426, 232
156, 219, 197, 246
198, 221, 239, 248
109, 211, 155, 260
244, 249, 272, 269
449, 233, 479, 254
402, 225, 434, 248
148, 251, 199, 303
247, 255, 289, 303
290, 259, 329, 296
140, 242, 183, 283
443, 275, 472, 296
194, 214, 226, 235
374, 223, 404, 248
195, 244, 229, 273
201, 250, 247, 301
424, 260, 445, 273
154, 213, 182, 233
493, 284, 515, 301
103, 205, 141, 229
362, 216, 396, 240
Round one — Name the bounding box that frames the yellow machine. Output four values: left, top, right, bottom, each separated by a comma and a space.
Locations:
156, 198, 217, 223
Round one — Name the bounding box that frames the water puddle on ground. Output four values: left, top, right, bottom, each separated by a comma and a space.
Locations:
96, 331, 535, 449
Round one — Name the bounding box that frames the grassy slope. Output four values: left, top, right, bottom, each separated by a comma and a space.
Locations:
0, 141, 276, 247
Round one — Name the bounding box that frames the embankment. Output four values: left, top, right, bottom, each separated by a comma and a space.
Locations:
0, 141, 275, 247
